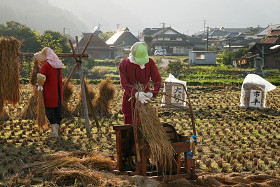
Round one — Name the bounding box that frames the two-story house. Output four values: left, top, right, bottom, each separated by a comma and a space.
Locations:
141, 27, 192, 56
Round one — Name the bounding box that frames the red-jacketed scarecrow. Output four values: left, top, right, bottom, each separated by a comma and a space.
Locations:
119, 42, 161, 124
34, 47, 63, 138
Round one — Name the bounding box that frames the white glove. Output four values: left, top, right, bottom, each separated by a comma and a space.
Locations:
144, 92, 153, 99
135, 91, 151, 104
37, 85, 44, 91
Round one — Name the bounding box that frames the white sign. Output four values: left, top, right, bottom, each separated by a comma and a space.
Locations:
171, 85, 184, 104
249, 89, 262, 108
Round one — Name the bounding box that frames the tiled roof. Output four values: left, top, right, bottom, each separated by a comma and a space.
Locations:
106, 30, 139, 46
257, 24, 280, 36
78, 33, 110, 49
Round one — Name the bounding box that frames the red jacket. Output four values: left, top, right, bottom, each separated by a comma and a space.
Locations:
119, 58, 161, 123
39, 62, 63, 108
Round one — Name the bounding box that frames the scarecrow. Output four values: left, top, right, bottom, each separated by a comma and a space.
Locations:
119, 42, 162, 169
34, 47, 64, 138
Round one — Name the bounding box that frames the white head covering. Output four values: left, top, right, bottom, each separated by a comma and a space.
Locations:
46, 48, 64, 69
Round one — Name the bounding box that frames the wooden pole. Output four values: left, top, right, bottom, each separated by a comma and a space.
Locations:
74, 36, 100, 129
69, 39, 91, 137
78, 63, 91, 137
19, 52, 88, 58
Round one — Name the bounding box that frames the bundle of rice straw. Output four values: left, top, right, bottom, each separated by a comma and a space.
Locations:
134, 83, 176, 176
0, 37, 21, 115
93, 77, 115, 116
62, 79, 74, 117
17, 61, 40, 120
16, 88, 38, 119
72, 79, 96, 117
36, 73, 47, 128
30, 59, 40, 86
22, 151, 115, 186
23, 151, 115, 174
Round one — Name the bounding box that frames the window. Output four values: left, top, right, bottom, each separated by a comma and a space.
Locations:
275, 56, 280, 61
196, 53, 205, 60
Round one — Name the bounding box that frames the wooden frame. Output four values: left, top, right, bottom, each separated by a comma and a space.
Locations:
113, 82, 197, 181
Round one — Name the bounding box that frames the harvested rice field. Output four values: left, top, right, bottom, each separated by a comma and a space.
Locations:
0, 83, 280, 186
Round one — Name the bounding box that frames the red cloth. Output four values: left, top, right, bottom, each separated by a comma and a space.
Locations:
119, 58, 161, 124
39, 62, 63, 107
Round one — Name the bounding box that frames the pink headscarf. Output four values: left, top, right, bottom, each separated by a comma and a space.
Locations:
46, 48, 64, 69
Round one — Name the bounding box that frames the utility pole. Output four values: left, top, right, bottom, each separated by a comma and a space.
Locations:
204, 20, 206, 36
206, 26, 209, 51
160, 22, 165, 55
63, 27, 66, 35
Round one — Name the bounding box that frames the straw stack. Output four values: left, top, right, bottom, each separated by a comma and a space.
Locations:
17, 61, 40, 120
134, 83, 175, 176
62, 80, 74, 117
0, 37, 21, 115
72, 80, 96, 117
30, 59, 40, 86
93, 77, 115, 116
34, 71, 47, 128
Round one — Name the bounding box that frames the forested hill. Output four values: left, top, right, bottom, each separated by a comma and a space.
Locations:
0, 0, 88, 36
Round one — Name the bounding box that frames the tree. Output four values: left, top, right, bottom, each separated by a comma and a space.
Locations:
144, 35, 153, 55
36, 30, 70, 54
98, 32, 114, 42
0, 21, 40, 52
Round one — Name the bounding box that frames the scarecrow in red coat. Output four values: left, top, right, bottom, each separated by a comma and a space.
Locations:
119, 42, 161, 170
34, 47, 63, 138
119, 42, 162, 124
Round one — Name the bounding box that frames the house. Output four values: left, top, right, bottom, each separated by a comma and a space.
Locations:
189, 51, 217, 65
256, 24, 280, 38
195, 27, 260, 50
187, 37, 206, 51
76, 32, 112, 59
243, 29, 280, 68
141, 27, 191, 56
106, 27, 139, 57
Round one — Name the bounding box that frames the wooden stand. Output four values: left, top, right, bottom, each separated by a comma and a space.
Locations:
113, 124, 197, 181
113, 82, 197, 181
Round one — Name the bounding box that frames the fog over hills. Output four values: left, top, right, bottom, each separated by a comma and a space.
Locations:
0, 0, 89, 36
1, 0, 280, 37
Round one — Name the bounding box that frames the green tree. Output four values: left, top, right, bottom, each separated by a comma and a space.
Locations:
98, 32, 115, 42
0, 21, 40, 52
144, 35, 153, 55
166, 60, 184, 75
36, 30, 70, 53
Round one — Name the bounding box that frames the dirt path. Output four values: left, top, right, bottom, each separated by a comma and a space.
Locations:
159, 58, 169, 68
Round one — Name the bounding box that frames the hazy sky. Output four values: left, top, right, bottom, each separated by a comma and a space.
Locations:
48, 0, 280, 35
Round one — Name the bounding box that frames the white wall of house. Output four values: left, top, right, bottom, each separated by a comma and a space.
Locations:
189, 51, 217, 65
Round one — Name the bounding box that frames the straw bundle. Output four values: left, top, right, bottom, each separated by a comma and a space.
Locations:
53, 168, 101, 186
23, 151, 114, 174
17, 88, 38, 119
30, 59, 40, 86
93, 77, 115, 116
0, 102, 9, 121
36, 90, 47, 128
134, 83, 175, 176
72, 80, 96, 117
17, 60, 41, 120
0, 37, 21, 108
62, 80, 74, 117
